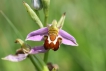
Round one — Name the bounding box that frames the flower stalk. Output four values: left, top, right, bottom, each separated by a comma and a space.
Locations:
29, 55, 43, 71
41, 0, 50, 26
33, 55, 49, 71
44, 51, 49, 63
41, 0, 50, 63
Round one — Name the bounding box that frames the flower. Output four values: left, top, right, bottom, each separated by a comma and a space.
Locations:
26, 13, 78, 51
2, 39, 48, 62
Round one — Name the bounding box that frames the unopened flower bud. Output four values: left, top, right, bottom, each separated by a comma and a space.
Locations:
47, 62, 59, 71
32, 0, 43, 10
41, 0, 50, 17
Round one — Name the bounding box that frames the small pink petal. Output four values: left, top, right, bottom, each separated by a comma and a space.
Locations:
29, 46, 48, 54
2, 54, 28, 62
59, 29, 78, 46
26, 27, 48, 41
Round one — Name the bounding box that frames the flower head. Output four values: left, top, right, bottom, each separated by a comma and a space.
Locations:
26, 13, 78, 51
2, 39, 48, 62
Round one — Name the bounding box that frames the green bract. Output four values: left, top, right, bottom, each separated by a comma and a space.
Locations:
23, 2, 43, 28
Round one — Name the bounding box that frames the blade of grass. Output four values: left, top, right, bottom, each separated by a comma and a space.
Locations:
0, 10, 24, 39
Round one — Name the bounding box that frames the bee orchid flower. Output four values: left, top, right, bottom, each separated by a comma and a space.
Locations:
2, 39, 48, 62
26, 13, 78, 51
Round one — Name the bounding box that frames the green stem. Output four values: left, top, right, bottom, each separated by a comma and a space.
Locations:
33, 55, 49, 71
42, 0, 50, 63
41, 0, 50, 26
44, 15, 48, 26
43, 15, 49, 63
29, 55, 42, 71
44, 50, 49, 63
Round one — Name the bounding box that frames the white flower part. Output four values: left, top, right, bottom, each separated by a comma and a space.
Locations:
47, 35, 61, 45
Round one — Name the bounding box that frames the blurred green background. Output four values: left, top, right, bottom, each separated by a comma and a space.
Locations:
0, 0, 106, 71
